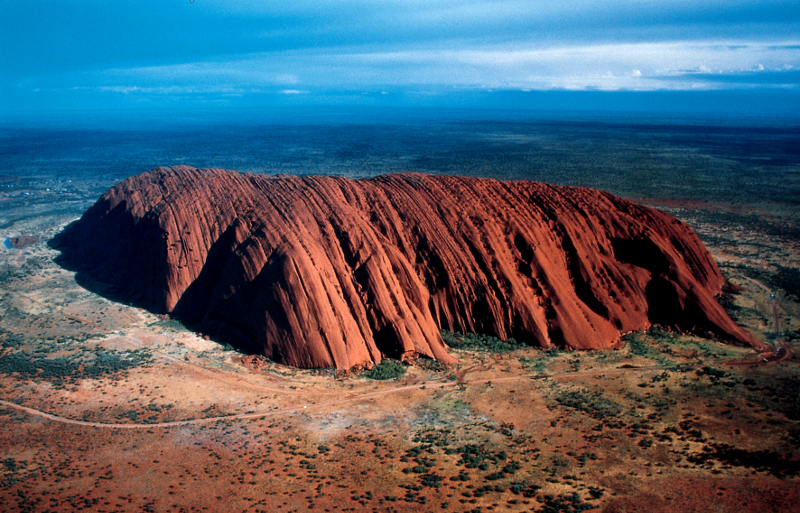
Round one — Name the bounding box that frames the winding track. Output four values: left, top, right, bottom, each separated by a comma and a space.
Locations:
724, 275, 793, 366
0, 364, 689, 430
0, 267, 789, 430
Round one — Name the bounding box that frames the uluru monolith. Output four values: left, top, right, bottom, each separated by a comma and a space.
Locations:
53, 166, 761, 369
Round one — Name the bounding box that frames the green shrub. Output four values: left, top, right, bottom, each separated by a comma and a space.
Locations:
622, 333, 649, 357
441, 330, 524, 353
362, 359, 407, 380
555, 389, 622, 420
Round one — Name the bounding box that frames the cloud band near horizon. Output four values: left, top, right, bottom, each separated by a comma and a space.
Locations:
2, 0, 799, 114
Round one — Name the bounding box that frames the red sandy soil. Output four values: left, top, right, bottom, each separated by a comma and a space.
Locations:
0, 241, 798, 512
1, 345, 798, 513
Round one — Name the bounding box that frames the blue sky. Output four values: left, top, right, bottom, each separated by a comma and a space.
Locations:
2, 0, 799, 118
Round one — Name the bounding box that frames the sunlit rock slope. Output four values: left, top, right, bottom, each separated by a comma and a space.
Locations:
54, 166, 759, 369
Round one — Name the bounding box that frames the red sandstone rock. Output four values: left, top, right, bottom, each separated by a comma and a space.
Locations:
54, 166, 761, 369
7, 235, 40, 250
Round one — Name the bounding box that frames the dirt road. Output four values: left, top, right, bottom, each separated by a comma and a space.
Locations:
724, 275, 793, 366
0, 363, 688, 430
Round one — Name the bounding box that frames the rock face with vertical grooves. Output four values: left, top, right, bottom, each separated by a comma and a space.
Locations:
54, 166, 761, 369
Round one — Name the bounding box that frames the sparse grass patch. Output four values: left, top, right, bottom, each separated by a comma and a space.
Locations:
623, 332, 650, 357
554, 389, 622, 420
0, 347, 151, 383
415, 357, 450, 372
540, 492, 598, 512
722, 262, 800, 303
519, 348, 563, 374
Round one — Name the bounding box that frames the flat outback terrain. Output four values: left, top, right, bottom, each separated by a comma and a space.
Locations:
1, 121, 799, 513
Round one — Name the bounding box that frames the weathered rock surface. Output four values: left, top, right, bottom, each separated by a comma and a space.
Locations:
54, 166, 760, 369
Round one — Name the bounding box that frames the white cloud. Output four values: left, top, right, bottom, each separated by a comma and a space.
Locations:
74, 40, 800, 94
276, 73, 301, 85
69, 85, 248, 95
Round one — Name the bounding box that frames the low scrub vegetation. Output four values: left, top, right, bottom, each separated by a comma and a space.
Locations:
361, 359, 407, 380
442, 330, 524, 353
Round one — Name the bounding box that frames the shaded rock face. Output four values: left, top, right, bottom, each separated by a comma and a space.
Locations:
54, 166, 758, 369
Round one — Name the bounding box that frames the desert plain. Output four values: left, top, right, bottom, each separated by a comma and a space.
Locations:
1, 121, 799, 513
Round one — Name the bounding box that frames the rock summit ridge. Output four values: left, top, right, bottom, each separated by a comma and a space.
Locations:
55, 166, 759, 369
